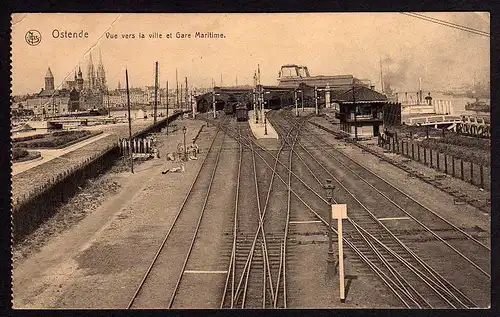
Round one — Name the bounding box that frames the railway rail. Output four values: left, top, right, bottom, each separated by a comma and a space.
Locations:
270, 111, 489, 308
127, 119, 228, 309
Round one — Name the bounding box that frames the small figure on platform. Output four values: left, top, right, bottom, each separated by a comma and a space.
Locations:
425, 92, 432, 105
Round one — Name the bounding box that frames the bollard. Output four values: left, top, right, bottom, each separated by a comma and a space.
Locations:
436, 150, 440, 170
417, 145, 421, 162
424, 147, 427, 165
460, 159, 464, 181
392, 137, 395, 153
429, 149, 433, 167
411, 143, 415, 159
405, 141, 409, 157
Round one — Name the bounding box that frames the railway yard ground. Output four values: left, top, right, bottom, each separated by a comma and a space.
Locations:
12, 110, 491, 309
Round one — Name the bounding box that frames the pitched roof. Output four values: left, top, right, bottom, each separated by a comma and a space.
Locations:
334, 86, 388, 103
45, 67, 54, 78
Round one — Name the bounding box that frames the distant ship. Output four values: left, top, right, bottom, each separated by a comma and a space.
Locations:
465, 99, 490, 112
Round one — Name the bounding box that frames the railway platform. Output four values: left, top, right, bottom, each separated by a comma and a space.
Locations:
248, 110, 278, 139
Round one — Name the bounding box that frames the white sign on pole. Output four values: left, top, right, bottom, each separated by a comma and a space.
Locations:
331, 204, 348, 219
331, 204, 348, 302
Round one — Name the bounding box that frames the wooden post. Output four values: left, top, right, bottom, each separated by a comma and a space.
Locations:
411, 143, 415, 159
166, 81, 169, 135
405, 141, 409, 157
436, 150, 440, 170
338, 217, 345, 302
417, 145, 421, 162
392, 137, 395, 153
444, 154, 448, 174
480, 165, 484, 189
126, 68, 134, 174
429, 149, 433, 167
452, 156, 455, 177
460, 159, 464, 180
424, 146, 427, 165
470, 162, 474, 185
154, 61, 158, 125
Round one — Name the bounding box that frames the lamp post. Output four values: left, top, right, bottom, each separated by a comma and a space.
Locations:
182, 126, 187, 161
264, 110, 268, 135
294, 90, 299, 117
323, 179, 337, 275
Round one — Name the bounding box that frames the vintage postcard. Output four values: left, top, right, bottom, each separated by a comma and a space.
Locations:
11, 13, 490, 309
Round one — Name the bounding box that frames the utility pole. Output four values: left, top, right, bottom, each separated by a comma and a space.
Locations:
258, 64, 262, 122
315, 86, 318, 115
353, 85, 358, 141
380, 57, 384, 94
154, 61, 158, 125
166, 80, 169, 135
180, 83, 183, 110
126, 68, 134, 173
107, 88, 111, 118
176, 68, 179, 109
185, 77, 188, 111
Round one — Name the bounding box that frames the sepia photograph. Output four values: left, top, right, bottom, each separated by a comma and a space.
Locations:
10, 12, 490, 309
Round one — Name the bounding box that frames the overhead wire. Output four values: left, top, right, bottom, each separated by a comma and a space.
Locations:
401, 12, 490, 38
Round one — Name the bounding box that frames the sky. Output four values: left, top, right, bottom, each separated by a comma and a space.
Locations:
11, 12, 490, 95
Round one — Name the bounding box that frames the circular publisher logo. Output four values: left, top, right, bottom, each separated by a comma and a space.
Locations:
25, 30, 41, 46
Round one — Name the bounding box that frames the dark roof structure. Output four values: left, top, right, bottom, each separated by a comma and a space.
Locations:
332, 86, 388, 103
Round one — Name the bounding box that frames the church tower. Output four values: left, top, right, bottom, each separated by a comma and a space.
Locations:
87, 52, 96, 90
96, 50, 107, 92
45, 67, 54, 91
76, 65, 84, 91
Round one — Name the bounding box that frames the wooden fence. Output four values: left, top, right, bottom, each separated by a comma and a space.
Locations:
378, 134, 490, 191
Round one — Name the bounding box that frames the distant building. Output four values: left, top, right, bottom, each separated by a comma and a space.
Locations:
80, 51, 107, 109
24, 67, 80, 116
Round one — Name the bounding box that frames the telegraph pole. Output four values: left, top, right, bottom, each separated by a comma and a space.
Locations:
154, 61, 158, 125
126, 68, 134, 173
185, 77, 188, 111
353, 85, 358, 141
315, 86, 318, 115
176, 68, 179, 109
166, 80, 169, 135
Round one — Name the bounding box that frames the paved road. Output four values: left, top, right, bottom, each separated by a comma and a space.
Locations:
12, 133, 110, 176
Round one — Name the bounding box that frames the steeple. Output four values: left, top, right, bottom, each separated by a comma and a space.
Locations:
87, 52, 96, 89
45, 67, 54, 90
96, 49, 106, 91
76, 64, 84, 91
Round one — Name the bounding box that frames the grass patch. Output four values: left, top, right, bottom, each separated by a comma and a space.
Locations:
13, 149, 41, 163
13, 130, 97, 149
13, 148, 28, 160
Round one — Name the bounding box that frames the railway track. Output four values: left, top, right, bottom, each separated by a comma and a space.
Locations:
308, 120, 490, 213
217, 116, 306, 308
300, 117, 490, 275
270, 111, 489, 308
126, 120, 228, 309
